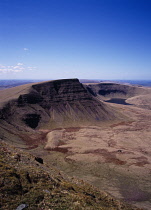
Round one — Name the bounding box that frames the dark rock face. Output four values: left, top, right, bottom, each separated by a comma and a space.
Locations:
35, 157, 43, 164
18, 92, 43, 105
85, 83, 148, 100
98, 89, 126, 96
23, 114, 41, 129
0, 79, 120, 132
32, 79, 92, 104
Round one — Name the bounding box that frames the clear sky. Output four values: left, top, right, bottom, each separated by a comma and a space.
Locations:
0, 0, 151, 80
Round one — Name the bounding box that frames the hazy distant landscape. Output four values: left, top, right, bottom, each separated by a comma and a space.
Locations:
0, 80, 43, 90
0, 79, 151, 90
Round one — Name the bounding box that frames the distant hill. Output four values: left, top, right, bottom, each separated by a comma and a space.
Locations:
84, 82, 151, 109
0, 79, 123, 141
0, 78, 151, 209
85, 82, 151, 100
0, 80, 43, 90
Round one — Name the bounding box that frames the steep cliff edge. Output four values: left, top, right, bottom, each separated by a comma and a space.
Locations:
0, 79, 122, 133
0, 80, 150, 209
85, 82, 151, 100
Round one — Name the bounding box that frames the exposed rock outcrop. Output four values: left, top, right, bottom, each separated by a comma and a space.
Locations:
0, 79, 122, 134
85, 82, 151, 100
0, 141, 139, 210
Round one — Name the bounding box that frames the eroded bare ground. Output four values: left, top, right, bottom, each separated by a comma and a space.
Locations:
25, 103, 151, 210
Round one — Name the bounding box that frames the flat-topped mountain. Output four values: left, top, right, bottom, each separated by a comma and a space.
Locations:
1, 79, 151, 209
0, 79, 122, 133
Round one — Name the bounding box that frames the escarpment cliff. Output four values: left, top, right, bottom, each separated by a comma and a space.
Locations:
1, 79, 150, 209
85, 82, 151, 100
0, 79, 124, 146
0, 79, 123, 143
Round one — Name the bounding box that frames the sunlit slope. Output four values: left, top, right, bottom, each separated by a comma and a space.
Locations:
1, 141, 140, 210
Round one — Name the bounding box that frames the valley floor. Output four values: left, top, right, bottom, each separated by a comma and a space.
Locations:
1, 80, 151, 209
29, 102, 151, 210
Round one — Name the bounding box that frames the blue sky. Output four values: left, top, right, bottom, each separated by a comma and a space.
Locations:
0, 0, 151, 80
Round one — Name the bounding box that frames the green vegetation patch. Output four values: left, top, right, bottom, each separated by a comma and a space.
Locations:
0, 141, 140, 210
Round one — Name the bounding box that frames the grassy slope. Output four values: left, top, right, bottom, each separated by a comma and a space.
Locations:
0, 141, 141, 210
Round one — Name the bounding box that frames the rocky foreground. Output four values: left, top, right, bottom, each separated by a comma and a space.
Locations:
0, 141, 141, 210
0, 79, 151, 209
